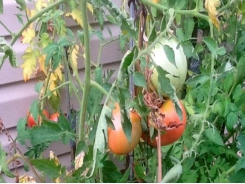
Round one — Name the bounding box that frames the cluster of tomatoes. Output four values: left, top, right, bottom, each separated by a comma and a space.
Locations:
108, 37, 188, 155
27, 110, 59, 127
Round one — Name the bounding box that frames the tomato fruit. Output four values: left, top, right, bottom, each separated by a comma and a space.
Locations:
108, 103, 142, 155
150, 37, 187, 96
27, 110, 49, 127
50, 113, 59, 122
142, 99, 187, 147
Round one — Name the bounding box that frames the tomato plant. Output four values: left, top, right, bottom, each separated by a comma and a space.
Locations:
0, 0, 245, 183
142, 99, 186, 147
108, 103, 142, 155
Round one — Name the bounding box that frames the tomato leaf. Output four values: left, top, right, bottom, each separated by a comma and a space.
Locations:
16, 118, 31, 145
226, 112, 238, 132
183, 17, 194, 40
161, 164, 182, 183
101, 160, 122, 182
235, 55, 245, 85
0, 37, 17, 69
204, 127, 224, 146
29, 121, 75, 146
235, 157, 245, 172
163, 45, 176, 68
30, 159, 64, 180
0, 143, 15, 178
229, 169, 245, 183
133, 71, 147, 89
30, 100, 39, 123
155, 65, 183, 120
237, 134, 245, 153
0, 0, 2, 14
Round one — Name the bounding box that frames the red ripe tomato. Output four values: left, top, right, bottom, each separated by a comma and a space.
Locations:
108, 103, 142, 155
50, 113, 59, 122
142, 99, 187, 147
27, 110, 49, 127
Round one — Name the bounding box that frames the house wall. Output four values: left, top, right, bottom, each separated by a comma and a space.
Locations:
0, 0, 126, 182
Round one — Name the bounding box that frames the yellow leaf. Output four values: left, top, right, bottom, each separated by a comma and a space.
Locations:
26, 9, 36, 19
38, 55, 48, 75
70, 45, 79, 73
21, 48, 40, 82
19, 175, 36, 183
87, 3, 94, 14
66, 9, 83, 27
205, 0, 221, 29
21, 27, 35, 44
35, 0, 48, 11
54, 66, 63, 81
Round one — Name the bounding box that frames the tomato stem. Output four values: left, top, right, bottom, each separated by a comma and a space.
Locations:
78, 0, 91, 142
157, 129, 162, 182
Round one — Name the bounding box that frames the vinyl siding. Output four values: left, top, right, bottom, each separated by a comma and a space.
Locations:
0, 0, 125, 182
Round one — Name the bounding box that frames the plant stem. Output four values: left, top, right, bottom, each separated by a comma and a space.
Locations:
140, 0, 209, 21
79, 0, 91, 142
218, 0, 239, 13
39, 81, 71, 101
0, 20, 13, 36
91, 80, 116, 102
10, 0, 66, 46
157, 129, 162, 183
6, 153, 44, 183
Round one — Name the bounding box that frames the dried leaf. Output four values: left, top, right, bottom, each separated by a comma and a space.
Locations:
205, 0, 221, 29
49, 151, 61, 183
39, 55, 48, 75
75, 151, 85, 170
19, 175, 36, 183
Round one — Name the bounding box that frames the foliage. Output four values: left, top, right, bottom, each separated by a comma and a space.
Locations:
0, 0, 245, 183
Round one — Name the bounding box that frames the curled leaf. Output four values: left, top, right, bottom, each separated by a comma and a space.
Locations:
205, 0, 221, 29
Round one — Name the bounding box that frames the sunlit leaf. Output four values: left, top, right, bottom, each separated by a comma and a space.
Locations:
66, 9, 84, 28
0, 143, 15, 178
205, 127, 224, 146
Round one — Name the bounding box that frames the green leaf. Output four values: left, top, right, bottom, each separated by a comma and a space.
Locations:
29, 121, 75, 146
16, 0, 26, 11
229, 169, 245, 183
118, 168, 130, 183
205, 127, 224, 146
237, 134, 245, 152
91, 106, 111, 176
133, 71, 147, 89
161, 164, 182, 183
226, 112, 238, 132
102, 160, 122, 182
0, 143, 15, 178
176, 28, 185, 42
29, 100, 39, 123
34, 82, 44, 93
0, 37, 17, 69
163, 45, 176, 67
16, 118, 31, 145
203, 37, 218, 58
49, 94, 60, 112
222, 72, 234, 93
235, 55, 245, 85
30, 159, 63, 180
235, 157, 245, 172
0, 0, 2, 14
184, 17, 194, 40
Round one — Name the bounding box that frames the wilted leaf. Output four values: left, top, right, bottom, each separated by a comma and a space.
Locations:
19, 175, 36, 183
87, 3, 93, 14
205, 0, 220, 29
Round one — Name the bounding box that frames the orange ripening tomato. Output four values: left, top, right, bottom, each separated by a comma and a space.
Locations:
27, 110, 49, 127
50, 113, 60, 122
142, 99, 187, 147
108, 103, 142, 155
